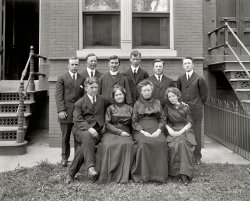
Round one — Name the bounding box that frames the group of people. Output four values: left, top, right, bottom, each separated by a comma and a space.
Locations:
55, 50, 208, 186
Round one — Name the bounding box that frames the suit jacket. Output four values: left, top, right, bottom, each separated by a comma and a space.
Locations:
148, 74, 175, 107
72, 94, 110, 134
99, 72, 133, 105
123, 67, 149, 105
55, 72, 85, 123
177, 72, 208, 111
80, 69, 102, 80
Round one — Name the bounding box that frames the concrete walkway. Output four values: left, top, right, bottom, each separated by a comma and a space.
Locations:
0, 129, 249, 173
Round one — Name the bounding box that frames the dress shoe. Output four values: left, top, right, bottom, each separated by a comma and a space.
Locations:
181, 175, 189, 186
61, 159, 68, 167
195, 159, 201, 165
65, 175, 74, 184
88, 167, 98, 177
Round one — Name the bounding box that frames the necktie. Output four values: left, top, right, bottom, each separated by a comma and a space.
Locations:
91, 71, 94, 77
93, 96, 96, 104
158, 75, 161, 82
133, 69, 136, 80
187, 74, 189, 81
72, 73, 76, 80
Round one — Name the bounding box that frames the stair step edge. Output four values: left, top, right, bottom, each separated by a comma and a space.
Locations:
0, 141, 28, 147
0, 101, 35, 105
229, 79, 250, 81
0, 126, 28, 131
0, 113, 32, 117
235, 89, 250, 91
242, 100, 250, 103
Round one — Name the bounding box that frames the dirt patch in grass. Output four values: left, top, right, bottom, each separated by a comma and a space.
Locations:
0, 161, 250, 201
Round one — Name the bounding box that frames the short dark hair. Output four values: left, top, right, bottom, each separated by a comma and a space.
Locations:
130, 50, 141, 58
112, 85, 126, 99
86, 53, 97, 61
165, 87, 181, 100
183, 56, 194, 61
137, 79, 154, 93
68, 56, 79, 62
153, 59, 164, 65
84, 77, 99, 87
109, 55, 120, 63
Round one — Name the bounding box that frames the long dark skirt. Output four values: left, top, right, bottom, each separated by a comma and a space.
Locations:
95, 133, 135, 184
167, 128, 196, 179
131, 119, 168, 183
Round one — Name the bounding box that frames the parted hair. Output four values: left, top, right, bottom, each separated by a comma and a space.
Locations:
183, 56, 194, 61
165, 87, 182, 100
153, 58, 164, 65
84, 77, 99, 87
86, 53, 97, 61
109, 55, 120, 63
112, 85, 126, 99
137, 79, 154, 93
130, 50, 141, 58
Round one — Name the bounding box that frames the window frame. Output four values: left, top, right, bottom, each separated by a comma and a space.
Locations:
78, 0, 176, 58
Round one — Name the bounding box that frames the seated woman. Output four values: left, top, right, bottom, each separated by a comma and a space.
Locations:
95, 85, 135, 184
131, 80, 168, 183
164, 87, 196, 186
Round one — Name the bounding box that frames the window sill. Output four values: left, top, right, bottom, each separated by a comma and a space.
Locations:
77, 49, 177, 59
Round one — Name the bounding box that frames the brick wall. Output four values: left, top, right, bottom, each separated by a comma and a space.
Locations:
174, 0, 203, 57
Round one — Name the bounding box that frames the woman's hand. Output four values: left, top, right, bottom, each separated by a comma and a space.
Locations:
140, 130, 152, 137
120, 132, 130, 137
151, 129, 161, 138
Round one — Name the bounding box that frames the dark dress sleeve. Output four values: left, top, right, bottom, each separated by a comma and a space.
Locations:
105, 106, 124, 135
132, 102, 143, 132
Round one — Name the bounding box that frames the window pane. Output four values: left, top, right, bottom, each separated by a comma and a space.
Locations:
133, 0, 169, 12
84, 14, 120, 47
84, 0, 120, 11
133, 17, 169, 48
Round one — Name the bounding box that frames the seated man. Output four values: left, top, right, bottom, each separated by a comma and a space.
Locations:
65, 77, 110, 184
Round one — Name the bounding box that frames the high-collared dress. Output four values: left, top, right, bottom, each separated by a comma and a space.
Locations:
131, 96, 168, 183
164, 103, 196, 179
95, 103, 135, 183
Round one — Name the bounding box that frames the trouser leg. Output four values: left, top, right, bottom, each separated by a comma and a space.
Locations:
60, 123, 73, 160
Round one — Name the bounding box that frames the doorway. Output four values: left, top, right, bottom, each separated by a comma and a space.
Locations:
217, 0, 250, 54
1, 0, 39, 80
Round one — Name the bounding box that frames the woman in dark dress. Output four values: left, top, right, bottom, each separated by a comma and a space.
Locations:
131, 80, 168, 183
164, 87, 196, 186
95, 85, 134, 184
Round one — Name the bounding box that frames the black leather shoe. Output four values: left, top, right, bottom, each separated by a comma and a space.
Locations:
196, 159, 201, 165
65, 175, 74, 184
181, 175, 189, 186
61, 159, 68, 167
88, 167, 98, 177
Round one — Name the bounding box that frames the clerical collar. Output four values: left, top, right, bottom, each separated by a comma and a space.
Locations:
131, 66, 139, 73
87, 67, 96, 77
110, 70, 118, 75
69, 71, 77, 79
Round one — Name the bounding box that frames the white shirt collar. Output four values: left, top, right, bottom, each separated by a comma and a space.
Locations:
131, 66, 139, 73
87, 67, 96, 77
110, 70, 118, 75
69, 71, 77, 79
186, 70, 193, 77
87, 94, 96, 104
154, 74, 163, 81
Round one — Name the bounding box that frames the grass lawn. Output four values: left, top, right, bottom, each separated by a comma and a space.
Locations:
0, 161, 250, 201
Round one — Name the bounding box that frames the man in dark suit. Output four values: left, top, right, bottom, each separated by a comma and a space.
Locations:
123, 50, 149, 105
99, 55, 133, 105
177, 56, 208, 165
66, 77, 110, 184
55, 57, 85, 167
81, 53, 102, 80
148, 59, 175, 107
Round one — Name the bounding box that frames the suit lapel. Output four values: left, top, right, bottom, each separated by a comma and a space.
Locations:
94, 95, 101, 113
66, 72, 76, 88
127, 68, 136, 84
135, 67, 144, 83
186, 72, 196, 87
160, 75, 167, 89
151, 75, 160, 88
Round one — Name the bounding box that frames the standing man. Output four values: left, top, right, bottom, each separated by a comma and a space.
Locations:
148, 59, 175, 107
81, 53, 102, 80
66, 77, 110, 184
99, 55, 133, 105
177, 56, 208, 165
123, 50, 149, 105
55, 57, 85, 167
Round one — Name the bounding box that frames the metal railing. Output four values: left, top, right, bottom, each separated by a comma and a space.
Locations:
17, 46, 47, 143
205, 98, 250, 160
208, 18, 250, 80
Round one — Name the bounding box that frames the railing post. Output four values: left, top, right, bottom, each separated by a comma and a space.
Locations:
29, 46, 35, 91
224, 18, 229, 56
17, 81, 25, 143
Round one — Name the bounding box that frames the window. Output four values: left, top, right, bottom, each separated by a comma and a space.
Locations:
83, 0, 120, 48
78, 0, 176, 57
133, 0, 170, 48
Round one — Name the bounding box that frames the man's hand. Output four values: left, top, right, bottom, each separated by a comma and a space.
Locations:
88, 128, 98, 138
58, 111, 67, 119
120, 132, 130, 137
